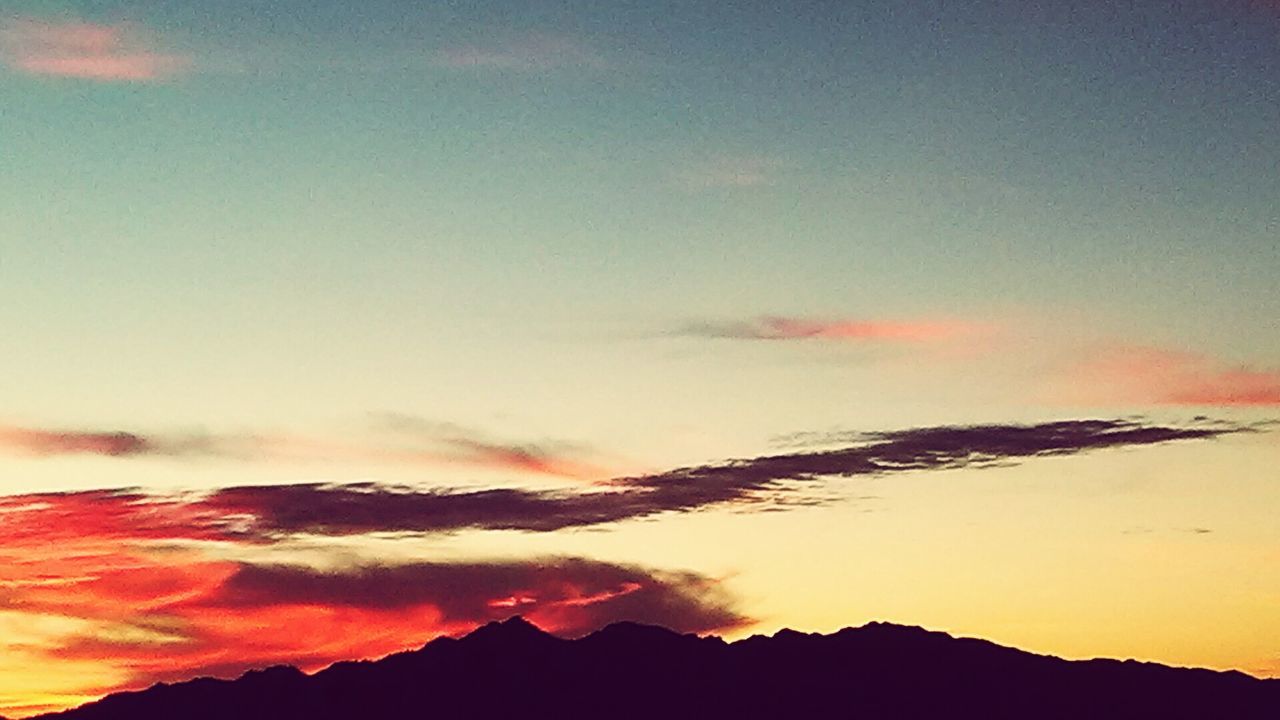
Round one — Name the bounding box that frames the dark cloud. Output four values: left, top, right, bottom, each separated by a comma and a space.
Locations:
219, 558, 746, 636
44, 555, 746, 688
203, 419, 1244, 538
1, 420, 1246, 544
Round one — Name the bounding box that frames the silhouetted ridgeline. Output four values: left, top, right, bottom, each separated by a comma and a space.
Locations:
35, 618, 1280, 720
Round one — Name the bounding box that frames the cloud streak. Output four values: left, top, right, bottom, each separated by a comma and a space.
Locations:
0, 421, 605, 480
680, 316, 984, 343
1062, 346, 1280, 407
0, 419, 1242, 543
0, 18, 188, 81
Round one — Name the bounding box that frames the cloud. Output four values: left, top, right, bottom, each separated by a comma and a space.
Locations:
0, 417, 1248, 714
218, 560, 743, 637
0, 420, 606, 480
0, 483, 746, 711
434, 34, 603, 71
0, 425, 276, 461
1061, 346, 1280, 407
0, 427, 150, 457
0, 419, 1237, 545
373, 414, 610, 480
8, 550, 744, 691
0, 17, 188, 81
680, 316, 984, 343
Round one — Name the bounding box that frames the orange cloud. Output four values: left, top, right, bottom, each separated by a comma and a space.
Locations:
1062, 346, 1280, 407
0, 488, 746, 715
0, 18, 188, 81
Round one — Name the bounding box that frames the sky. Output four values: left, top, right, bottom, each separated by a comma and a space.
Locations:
1, 0, 1278, 715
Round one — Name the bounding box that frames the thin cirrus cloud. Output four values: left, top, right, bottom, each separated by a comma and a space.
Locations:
0, 421, 607, 480
0, 17, 189, 81
1061, 346, 1280, 407
679, 316, 985, 343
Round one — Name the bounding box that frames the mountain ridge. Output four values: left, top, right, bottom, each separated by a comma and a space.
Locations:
32, 617, 1280, 720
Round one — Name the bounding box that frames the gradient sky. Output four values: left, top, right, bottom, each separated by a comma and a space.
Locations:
2, 0, 1279, 716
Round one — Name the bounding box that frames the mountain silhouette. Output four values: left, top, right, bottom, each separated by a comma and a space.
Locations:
33, 617, 1279, 720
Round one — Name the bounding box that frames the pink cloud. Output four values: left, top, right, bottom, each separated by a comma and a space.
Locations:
0, 18, 188, 81
684, 316, 985, 343
1061, 346, 1280, 407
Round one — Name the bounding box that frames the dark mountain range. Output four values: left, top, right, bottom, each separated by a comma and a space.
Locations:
35, 617, 1279, 720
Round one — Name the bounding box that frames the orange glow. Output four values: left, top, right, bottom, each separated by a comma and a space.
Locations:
0, 489, 742, 716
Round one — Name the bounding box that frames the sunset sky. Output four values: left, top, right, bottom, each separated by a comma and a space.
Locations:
2, 0, 1279, 716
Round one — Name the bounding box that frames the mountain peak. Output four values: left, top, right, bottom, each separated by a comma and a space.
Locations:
466, 615, 552, 642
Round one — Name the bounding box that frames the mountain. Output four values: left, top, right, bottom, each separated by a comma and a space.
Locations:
34, 617, 1280, 720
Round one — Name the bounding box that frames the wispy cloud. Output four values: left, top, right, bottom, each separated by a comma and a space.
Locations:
1060, 346, 1280, 407
0, 427, 150, 457
373, 414, 610, 480
0, 419, 1240, 543
679, 316, 985, 343
0, 420, 607, 480
434, 34, 603, 71
0, 17, 188, 81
